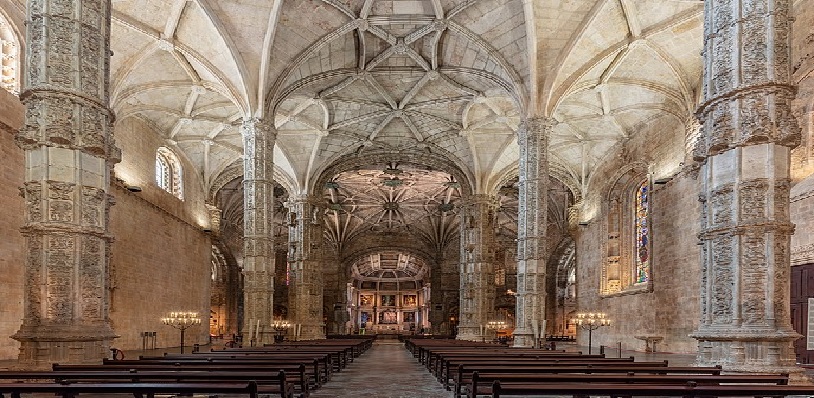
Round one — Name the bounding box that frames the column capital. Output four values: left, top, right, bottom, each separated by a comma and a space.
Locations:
521, 117, 557, 133
461, 193, 498, 208
241, 118, 276, 140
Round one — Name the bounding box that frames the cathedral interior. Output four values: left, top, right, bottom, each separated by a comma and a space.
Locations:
2, 0, 814, 376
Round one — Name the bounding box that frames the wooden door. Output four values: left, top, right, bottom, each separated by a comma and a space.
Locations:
791, 264, 814, 364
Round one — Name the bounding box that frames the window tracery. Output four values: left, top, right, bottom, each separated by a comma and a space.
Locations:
0, 13, 20, 95
634, 180, 650, 284
155, 147, 183, 200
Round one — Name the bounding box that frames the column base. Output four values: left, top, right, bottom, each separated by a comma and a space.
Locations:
693, 330, 808, 384
12, 323, 117, 369
513, 332, 535, 347
456, 331, 484, 342
296, 323, 325, 341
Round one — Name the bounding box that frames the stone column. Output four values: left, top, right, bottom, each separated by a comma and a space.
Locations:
691, 0, 802, 376
241, 118, 275, 345
429, 255, 445, 334
287, 195, 325, 340
514, 117, 553, 347
685, 116, 703, 169
457, 194, 497, 341
12, 0, 119, 367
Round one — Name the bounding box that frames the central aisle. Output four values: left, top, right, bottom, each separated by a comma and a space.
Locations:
309, 340, 453, 398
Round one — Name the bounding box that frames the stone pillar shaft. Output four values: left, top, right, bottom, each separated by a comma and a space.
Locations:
287, 195, 325, 340
514, 117, 552, 347
457, 194, 496, 341
13, 0, 119, 367
692, 0, 801, 375
241, 119, 275, 345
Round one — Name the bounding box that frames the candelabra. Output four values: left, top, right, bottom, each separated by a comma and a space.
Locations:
272, 320, 292, 343
162, 311, 201, 354
486, 320, 507, 330
570, 312, 610, 354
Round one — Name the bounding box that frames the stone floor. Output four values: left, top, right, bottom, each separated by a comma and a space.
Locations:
309, 340, 453, 398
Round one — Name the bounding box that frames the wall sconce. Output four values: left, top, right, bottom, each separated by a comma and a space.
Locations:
653, 177, 672, 185
126, 185, 142, 192
578, 221, 589, 226
202, 228, 213, 233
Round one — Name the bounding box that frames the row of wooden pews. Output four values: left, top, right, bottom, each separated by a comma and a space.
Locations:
405, 338, 814, 398
0, 336, 374, 398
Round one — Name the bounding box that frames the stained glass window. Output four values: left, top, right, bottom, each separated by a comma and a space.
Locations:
634, 179, 650, 283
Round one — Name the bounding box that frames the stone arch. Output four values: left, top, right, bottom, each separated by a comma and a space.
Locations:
546, 237, 576, 336
209, 242, 240, 338
311, 148, 475, 198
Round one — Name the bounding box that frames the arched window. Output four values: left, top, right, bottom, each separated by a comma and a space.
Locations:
601, 168, 653, 295
634, 180, 650, 283
0, 12, 20, 95
155, 147, 183, 200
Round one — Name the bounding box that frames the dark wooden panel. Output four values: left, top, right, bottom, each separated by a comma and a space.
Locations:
791, 264, 814, 363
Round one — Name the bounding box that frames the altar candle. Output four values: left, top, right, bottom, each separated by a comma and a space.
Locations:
247, 319, 254, 341
255, 319, 260, 339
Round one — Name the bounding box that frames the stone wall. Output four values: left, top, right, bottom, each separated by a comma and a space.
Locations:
108, 117, 212, 351
791, 175, 814, 266
575, 115, 700, 353
0, 89, 24, 359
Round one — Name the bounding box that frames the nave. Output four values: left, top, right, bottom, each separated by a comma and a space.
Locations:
309, 340, 451, 398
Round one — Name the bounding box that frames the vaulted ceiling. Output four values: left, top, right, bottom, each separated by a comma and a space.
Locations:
4, 0, 705, 251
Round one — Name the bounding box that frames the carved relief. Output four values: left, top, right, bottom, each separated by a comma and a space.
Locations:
711, 234, 733, 323
710, 183, 734, 227
24, 182, 43, 222
46, 235, 75, 321
80, 236, 103, 319
45, 98, 75, 145
739, 95, 770, 144
81, 186, 105, 227
81, 107, 105, 155
739, 179, 768, 221
741, 231, 767, 324
708, 104, 734, 153
27, 15, 44, 86
18, 98, 42, 146
26, 237, 43, 320
774, 240, 790, 323
741, 18, 768, 84
47, 16, 74, 88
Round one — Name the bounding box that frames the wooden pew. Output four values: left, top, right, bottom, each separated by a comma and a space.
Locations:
489, 380, 814, 398
466, 372, 788, 398
451, 364, 720, 396
117, 357, 332, 387
0, 381, 260, 398
434, 355, 641, 382
125, 355, 330, 385
0, 371, 293, 398
53, 364, 307, 397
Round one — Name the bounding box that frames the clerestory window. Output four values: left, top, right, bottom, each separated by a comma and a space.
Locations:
155, 147, 183, 200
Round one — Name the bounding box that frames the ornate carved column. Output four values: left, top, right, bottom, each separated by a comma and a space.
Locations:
691, 0, 802, 376
287, 195, 325, 340
457, 194, 497, 340
12, 0, 119, 367
514, 117, 553, 347
685, 116, 703, 169
241, 118, 275, 345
